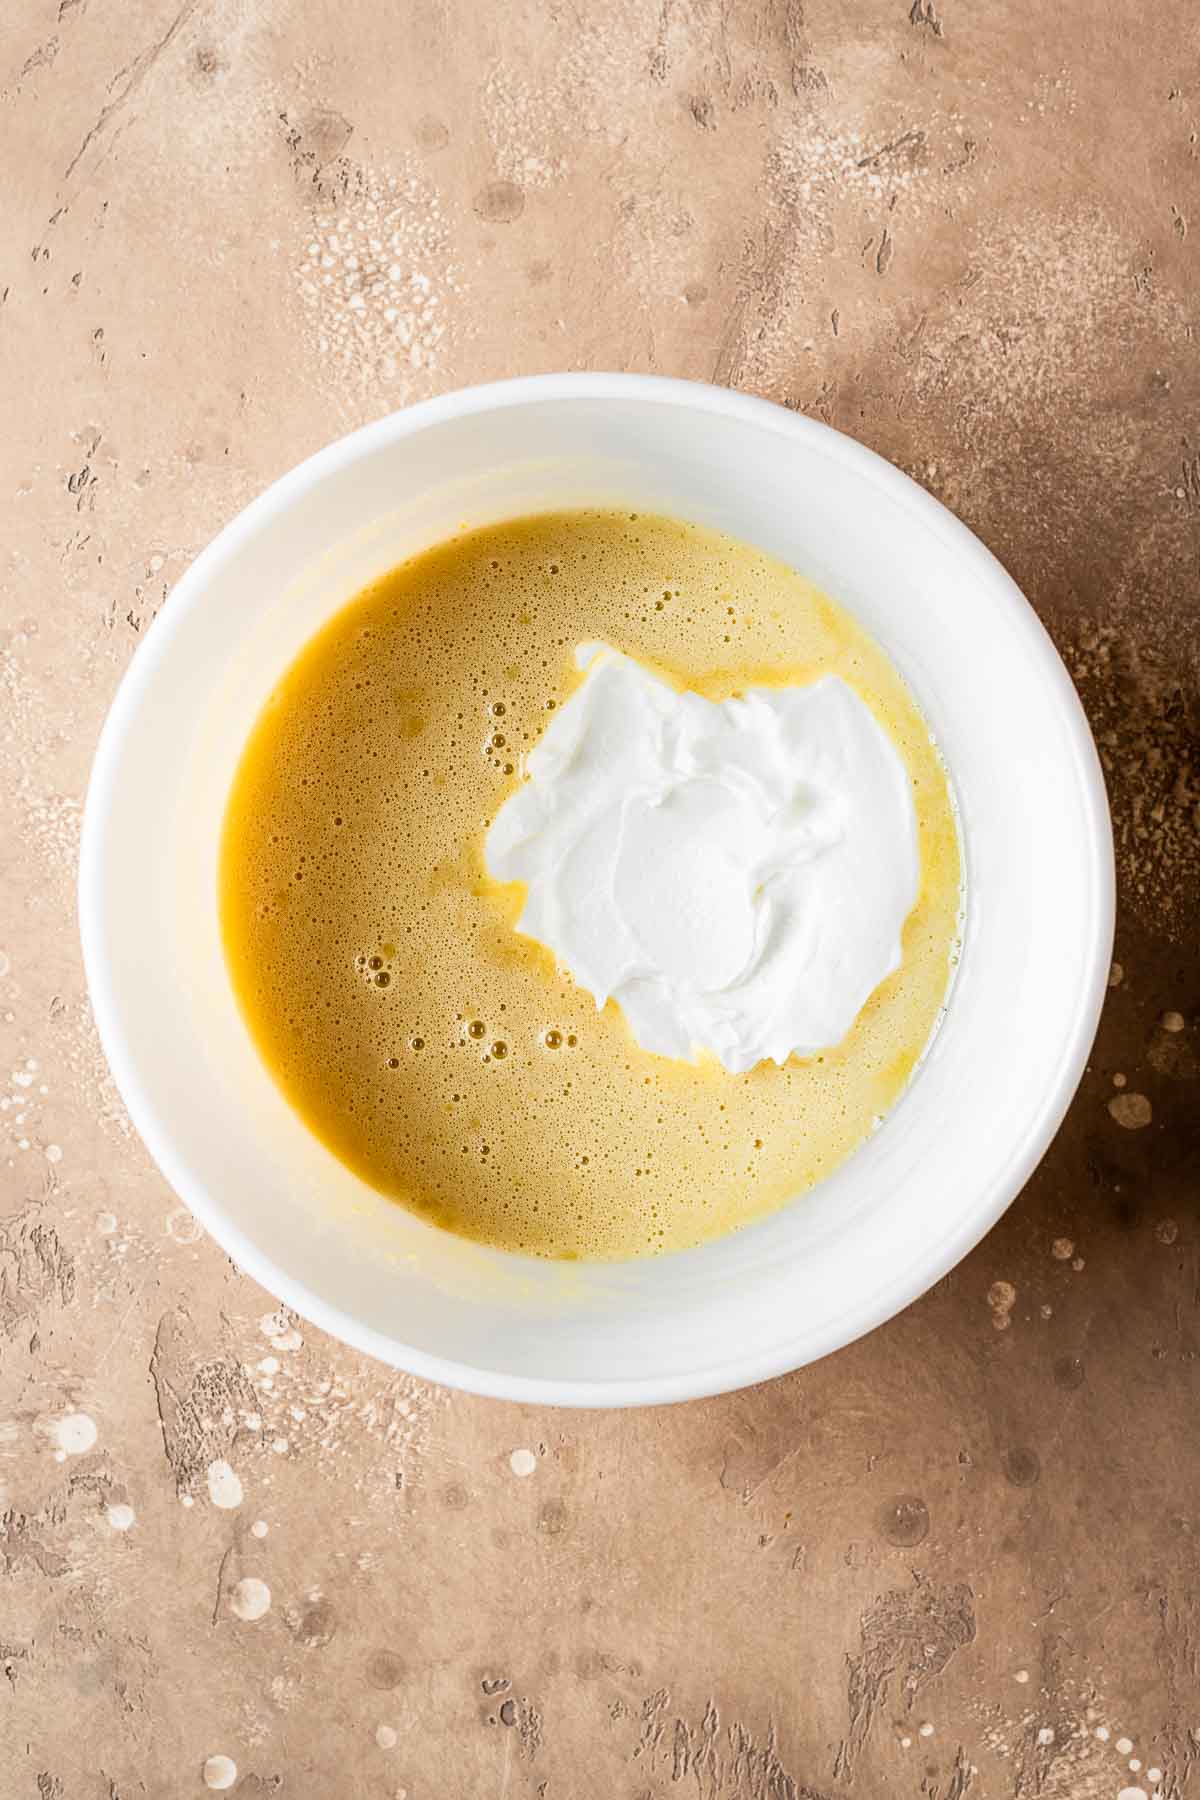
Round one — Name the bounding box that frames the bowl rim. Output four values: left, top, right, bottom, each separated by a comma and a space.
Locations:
79, 372, 1115, 1407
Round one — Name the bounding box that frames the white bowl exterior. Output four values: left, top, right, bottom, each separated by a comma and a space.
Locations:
79, 376, 1113, 1405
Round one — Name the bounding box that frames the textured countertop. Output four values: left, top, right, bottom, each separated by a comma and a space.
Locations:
2, 2, 1198, 1795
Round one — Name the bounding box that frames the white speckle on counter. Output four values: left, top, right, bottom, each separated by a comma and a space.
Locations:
53, 1412, 97, 1456
987, 1280, 1017, 1330
206, 1460, 243, 1509
167, 1206, 202, 1243
509, 1447, 537, 1477
1109, 1092, 1152, 1130
261, 1310, 304, 1351
231, 1576, 271, 1621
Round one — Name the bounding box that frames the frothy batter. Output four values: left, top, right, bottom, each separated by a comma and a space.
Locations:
220, 510, 961, 1259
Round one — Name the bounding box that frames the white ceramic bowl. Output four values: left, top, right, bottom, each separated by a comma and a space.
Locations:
79, 375, 1113, 1407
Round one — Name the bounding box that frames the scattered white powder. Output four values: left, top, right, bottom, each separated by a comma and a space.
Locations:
481, 63, 565, 188
293, 161, 461, 396
241, 1342, 442, 1496
107, 1503, 135, 1531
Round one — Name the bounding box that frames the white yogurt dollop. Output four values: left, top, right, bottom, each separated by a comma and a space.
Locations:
485, 644, 920, 1074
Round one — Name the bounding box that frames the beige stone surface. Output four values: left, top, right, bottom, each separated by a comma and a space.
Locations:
2, 1, 1199, 1794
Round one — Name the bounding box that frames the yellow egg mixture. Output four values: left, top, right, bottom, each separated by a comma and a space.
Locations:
220, 510, 961, 1259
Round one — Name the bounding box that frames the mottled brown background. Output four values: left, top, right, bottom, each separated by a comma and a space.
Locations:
2, 1, 1199, 1796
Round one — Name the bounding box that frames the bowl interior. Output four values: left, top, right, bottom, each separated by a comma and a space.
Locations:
80, 379, 1112, 1404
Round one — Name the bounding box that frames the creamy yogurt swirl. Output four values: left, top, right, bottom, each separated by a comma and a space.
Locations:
485, 644, 919, 1074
